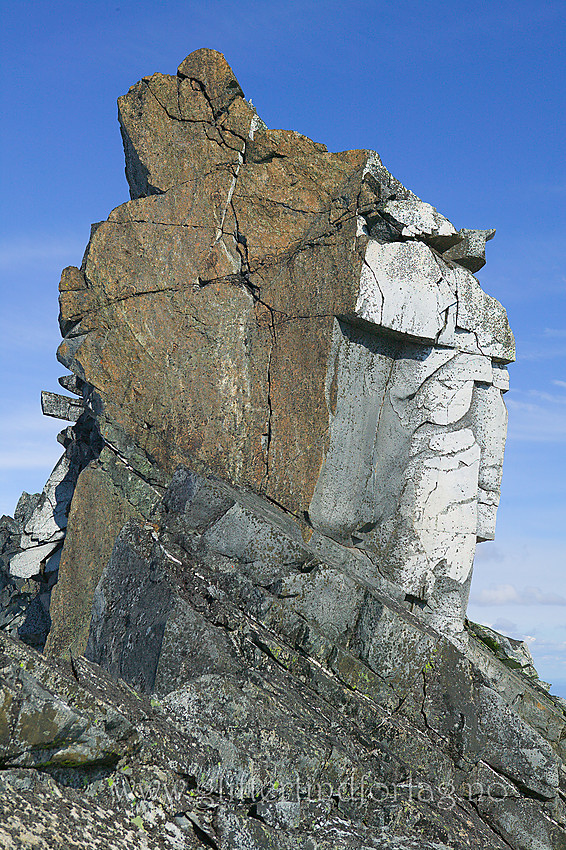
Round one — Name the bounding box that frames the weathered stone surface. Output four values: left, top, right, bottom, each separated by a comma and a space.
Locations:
86, 520, 174, 693
0, 506, 40, 643
444, 227, 496, 273
52, 48, 514, 639
5, 416, 102, 651
44, 459, 148, 660
378, 197, 458, 242
17, 454, 72, 546
0, 612, 517, 849
58, 372, 86, 396
41, 390, 85, 422
3, 47, 562, 850
0, 632, 209, 848
9, 540, 60, 580
77, 469, 564, 847
13, 491, 41, 529
76, 463, 564, 847
468, 620, 542, 681
9, 415, 101, 567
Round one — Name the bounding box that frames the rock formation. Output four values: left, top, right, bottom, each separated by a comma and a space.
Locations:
1, 49, 565, 849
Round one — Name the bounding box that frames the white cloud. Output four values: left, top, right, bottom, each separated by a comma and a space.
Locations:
491, 617, 520, 636
0, 408, 62, 470
474, 544, 504, 563
506, 395, 566, 442
469, 536, 566, 695
0, 448, 62, 471
0, 235, 85, 271
471, 583, 566, 606
527, 389, 566, 405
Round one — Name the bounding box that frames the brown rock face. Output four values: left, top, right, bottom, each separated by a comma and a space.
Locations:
57, 48, 380, 517
49, 47, 514, 656
44, 460, 144, 659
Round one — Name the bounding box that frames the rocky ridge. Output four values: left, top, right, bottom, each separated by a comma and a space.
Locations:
1, 49, 565, 848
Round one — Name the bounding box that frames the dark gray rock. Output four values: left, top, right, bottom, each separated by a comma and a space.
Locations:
76, 463, 566, 847
443, 228, 496, 273
58, 373, 86, 396
476, 797, 566, 850
86, 521, 173, 694
13, 492, 41, 530
17, 594, 51, 649
41, 390, 85, 422
0, 504, 40, 642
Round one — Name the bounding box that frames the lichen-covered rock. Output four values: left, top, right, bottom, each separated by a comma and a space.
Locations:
80, 465, 566, 847
47, 48, 514, 641
3, 468, 566, 847
468, 620, 546, 683
3, 48, 564, 849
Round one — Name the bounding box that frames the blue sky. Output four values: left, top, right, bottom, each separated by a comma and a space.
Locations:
1, 0, 565, 692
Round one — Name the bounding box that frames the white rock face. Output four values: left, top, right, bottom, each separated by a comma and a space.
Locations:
400, 427, 480, 587
20, 454, 73, 547
357, 240, 454, 340
9, 541, 61, 579
9, 452, 75, 580
311, 220, 514, 636
379, 199, 457, 240
470, 382, 508, 541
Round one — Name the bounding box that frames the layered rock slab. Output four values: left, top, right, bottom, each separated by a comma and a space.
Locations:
10, 466, 566, 849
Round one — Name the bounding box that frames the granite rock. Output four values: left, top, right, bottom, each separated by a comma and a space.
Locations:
51, 48, 515, 639
444, 228, 496, 273
1, 48, 562, 849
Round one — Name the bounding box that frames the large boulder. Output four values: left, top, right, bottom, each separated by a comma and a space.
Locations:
44, 47, 513, 645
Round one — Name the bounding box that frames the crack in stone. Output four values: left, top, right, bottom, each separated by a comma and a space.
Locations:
435, 300, 458, 344
214, 144, 245, 246
64, 287, 185, 328
142, 77, 214, 128
246, 236, 344, 277
435, 496, 477, 516
204, 126, 244, 155
361, 255, 385, 322
480, 758, 555, 804
467, 800, 520, 850
101, 438, 164, 495
187, 77, 217, 121
229, 200, 258, 299
141, 78, 183, 121
160, 537, 402, 728
419, 667, 443, 743
263, 336, 274, 489
270, 312, 335, 328
108, 219, 217, 230
234, 195, 325, 216
348, 541, 389, 582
